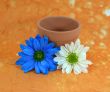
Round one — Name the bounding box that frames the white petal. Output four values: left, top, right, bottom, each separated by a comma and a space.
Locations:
54, 57, 66, 65
58, 60, 66, 65
61, 46, 69, 53
66, 65, 72, 74
59, 50, 67, 57
86, 60, 93, 65
60, 46, 68, 56
74, 45, 84, 55
73, 64, 81, 75
78, 62, 88, 68
68, 45, 73, 53
82, 68, 88, 73
75, 39, 80, 44
65, 43, 69, 49
70, 42, 74, 47
54, 57, 66, 62
79, 53, 86, 61
74, 39, 81, 50
82, 47, 90, 53
79, 60, 92, 65
62, 62, 68, 69
65, 43, 73, 53
62, 68, 66, 73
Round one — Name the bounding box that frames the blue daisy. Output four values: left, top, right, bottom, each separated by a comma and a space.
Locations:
16, 34, 59, 74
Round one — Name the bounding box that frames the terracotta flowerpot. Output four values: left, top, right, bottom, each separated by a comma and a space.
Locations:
37, 16, 80, 46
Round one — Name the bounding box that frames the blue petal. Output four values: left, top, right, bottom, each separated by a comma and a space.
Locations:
45, 54, 53, 59
38, 62, 48, 74
41, 60, 49, 69
33, 39, 40, 50
29, 37, 34, 47
18, 52, 28, 57
23, 65, 34, 73
46, 58, 57, 71
35, 34, 41, 40
16, 58, 26, 66
40, 38, 45, 49
23, 47, 34, 56
25, 37, 34, 48
21, 60, 34, 70
43, 35, 48, 45
47, 48, 59, 55
35, 62, 41, 74
30, 37, 34, 42
25, 40, 31, 46
45, 43, 55, 50
20, 44, 26, 50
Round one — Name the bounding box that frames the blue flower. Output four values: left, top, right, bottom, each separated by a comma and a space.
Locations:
16, 34, 59, 74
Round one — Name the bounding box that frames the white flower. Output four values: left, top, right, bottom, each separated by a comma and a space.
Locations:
54, 39, 92, 75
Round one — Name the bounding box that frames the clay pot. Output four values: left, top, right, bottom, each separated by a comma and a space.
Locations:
37, 16, 80, 46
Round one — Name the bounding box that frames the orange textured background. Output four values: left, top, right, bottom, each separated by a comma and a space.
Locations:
0, 0, 110, 92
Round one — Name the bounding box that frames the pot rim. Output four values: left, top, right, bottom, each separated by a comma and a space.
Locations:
37, 16, 80, 34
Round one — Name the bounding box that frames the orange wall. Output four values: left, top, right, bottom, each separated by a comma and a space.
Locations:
0, 0, 110, 92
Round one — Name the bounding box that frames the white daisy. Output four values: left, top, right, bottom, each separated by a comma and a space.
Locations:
54, 39, 92, 75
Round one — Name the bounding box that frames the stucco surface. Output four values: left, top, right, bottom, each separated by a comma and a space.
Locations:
0, 0, 110, 92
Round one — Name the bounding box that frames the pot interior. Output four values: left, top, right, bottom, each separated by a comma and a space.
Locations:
39, 16, 79, 32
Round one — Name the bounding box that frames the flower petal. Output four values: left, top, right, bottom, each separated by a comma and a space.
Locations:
62, 62, 68, 69
23, 47, 34, 56
82, 68, 88, 73
25, 37, 34, 48
78, 62, 88, 69
18, 52, 26, 57
54, 56, 66, 62
40, 38, 45, 49
45, 43, 55, 49
35, 62, 41, 74
33, 39, 40, 50
79, 53, 86, 61
23, 65, 34, 73
80, 47, 90, 54
74, 45, 84, 55
47, 48, 59, 55
54, 57, 66, 65
59, 50, 67, 57
66, 64, 72, 74
60, 46, 69, 56
44, 35, 48, 45
75, 39, 80, 46
86, 60, 92, 65
65, 44, 70, 51
79, 60, 92, 65
21, 60, 34, 70
16, 58, 26, 66
21, 60, 34, 72
73, 64, 81, 75
38, 62, 48, 74
41, 60, 49, 69
62, 68, 66, 73
46, 58, 57, 71
35, 34, 41, 40
74, 39, 81, 51
70, 42, 75, 52
20, 44, 26, 50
